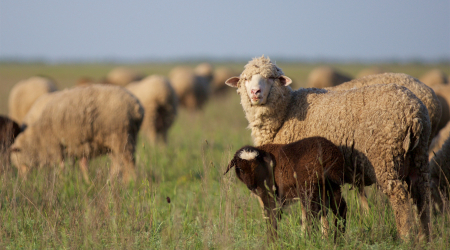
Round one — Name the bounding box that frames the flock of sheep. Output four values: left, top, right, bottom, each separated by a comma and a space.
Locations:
1, 57, 449, 242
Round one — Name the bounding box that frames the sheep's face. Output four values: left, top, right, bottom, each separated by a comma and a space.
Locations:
225, 74, 292, 106
225, 147, 273, 191
9, 129, 38, 169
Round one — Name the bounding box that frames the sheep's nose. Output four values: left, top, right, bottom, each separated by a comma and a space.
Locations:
251, 89, 261, 95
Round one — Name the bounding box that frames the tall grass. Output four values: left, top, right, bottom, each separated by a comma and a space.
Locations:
0, 63, 449, 249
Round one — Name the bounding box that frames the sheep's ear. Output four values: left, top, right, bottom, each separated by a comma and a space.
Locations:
224, 159, 236, 175
225, 77, 240, 88
263, 154, 273, 168
279, 75, 292, 86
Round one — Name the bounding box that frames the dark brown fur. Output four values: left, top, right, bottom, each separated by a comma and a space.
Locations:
0, 115, 21, 165
225, 136, 347, 239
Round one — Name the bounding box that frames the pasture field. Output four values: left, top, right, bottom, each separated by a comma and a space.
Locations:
0, 62, 449, 249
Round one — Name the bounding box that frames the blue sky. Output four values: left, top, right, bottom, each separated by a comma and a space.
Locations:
0, 0, 449, 62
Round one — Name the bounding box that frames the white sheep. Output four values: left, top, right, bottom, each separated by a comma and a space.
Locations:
225, 56, 431, 240
169, 64, 212, 110
8, 76, 58, 124
126, 75, 178, 144
105, 67, 144, 86
419, 69, 448, 87
306, 66, 352, 88
10, 84, 144, 183
328, 73, 442, 145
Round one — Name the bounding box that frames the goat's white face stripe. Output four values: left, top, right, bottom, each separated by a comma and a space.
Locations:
244, 74, 274, 105
239, 150, 259, 160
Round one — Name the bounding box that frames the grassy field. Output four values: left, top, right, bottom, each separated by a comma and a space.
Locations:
0, 62, 449, 249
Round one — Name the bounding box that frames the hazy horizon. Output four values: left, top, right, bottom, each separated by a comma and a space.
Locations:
1, 1, 449, 63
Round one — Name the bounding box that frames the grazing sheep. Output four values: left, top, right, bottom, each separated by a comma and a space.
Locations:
8, 76, 58, 124
429, 122, 450, 159
307, 66, 352, 88
432, 84, 450, 134
212, 66, 237, 96
126, 75, 178, 144
169, 64, 211, 110
429, 130, 450, 211
355, 67, 386, 78
194, 62, 214, 82
419, 69, 448, 87
226, 56, 431, 239
105, 67, 144, 86
10, 85, 144, 183
0, 115, 21, 167
225, 137, 347, 239
328, 73, 442, 144
21, 92, 60, 130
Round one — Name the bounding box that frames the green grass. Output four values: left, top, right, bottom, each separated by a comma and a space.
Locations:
0, 62, 449, 249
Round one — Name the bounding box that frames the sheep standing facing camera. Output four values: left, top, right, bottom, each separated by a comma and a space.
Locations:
226, 56, 431, 240
225, 137, 347, 239
10, 85, 144, 183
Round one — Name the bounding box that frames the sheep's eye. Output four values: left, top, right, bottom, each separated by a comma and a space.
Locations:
236, 167, 242, 172
269, 77, 276, 80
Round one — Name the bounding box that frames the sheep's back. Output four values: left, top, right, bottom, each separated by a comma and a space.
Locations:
37, 85, 143, 157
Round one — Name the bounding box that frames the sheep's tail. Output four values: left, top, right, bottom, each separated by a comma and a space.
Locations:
403, 117, 423, 155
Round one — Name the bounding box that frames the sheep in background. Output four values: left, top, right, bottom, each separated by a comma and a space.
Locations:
8, 76, 58, 124
432, 84, 450, 134
0, 115, 21, 168
429, 121, 450, 159
126, 75, 178, 145
225, 137, 347, 239
429, 130, 450, 212
355, 67, 386, 78
212, 66, 237, 96
328, 73, 442, 144
419, 69, 448, 87
194, 62, 214, 82
105, 67, 144, 86
10, 85, 144, 183
169, 64, 212, 110
21, 92, 60, 130
226, 56, 431, 240
306, 66, 352, 88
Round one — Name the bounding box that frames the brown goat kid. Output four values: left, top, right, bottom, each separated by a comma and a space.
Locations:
225, 137, 347, 239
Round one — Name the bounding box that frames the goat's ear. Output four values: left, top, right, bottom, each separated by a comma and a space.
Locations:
225, 77, 240, 88
224, 158, 236, 175
279, 75, 292, 86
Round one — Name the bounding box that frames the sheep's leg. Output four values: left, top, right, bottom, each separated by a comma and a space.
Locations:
384, 179, 414, 240
79, 157, 90, 184
409, 166, 431, 241
329, 189, 347, 240
17, 164, 28, 180
359, 187, 370, 213
258, 190, 279, 241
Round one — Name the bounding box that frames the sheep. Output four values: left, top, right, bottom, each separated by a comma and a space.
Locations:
429, 121, 450, 160
306, 66, 352, 88
327, 73, 442, 145
105, 67, 144, 86
0, 115, 21, 168
126, 75, 178, 144
21, 91, 60, 130
355, 67, 386, 79
169, 64, 212, 110
10, 84, 144, 183
429, 129, 450, 212
225, 137, 347, 239
225, 56, 431, 240
194, 62, 214, 82
419, 69, 448, 87
8, 76, 58, 124
212, 66, 237, 96
432, 84, 450, 134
